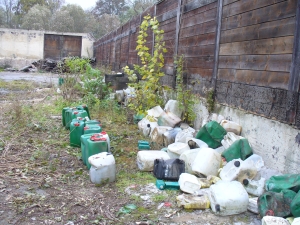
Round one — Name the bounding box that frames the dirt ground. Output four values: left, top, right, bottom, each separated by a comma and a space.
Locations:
0, 72, 261, 225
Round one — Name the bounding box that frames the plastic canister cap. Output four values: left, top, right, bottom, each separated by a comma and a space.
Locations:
74, 122, 80, 127
74, 111, 79, 115
90, 134, 107, 141
100, 131, 107, 135
84, 127, 89, 130
215, 204, 221, 212
234, 161, 240, 167
243, 179, 249, 186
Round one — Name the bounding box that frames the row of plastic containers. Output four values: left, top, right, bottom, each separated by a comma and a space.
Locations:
61, 105, 115, 184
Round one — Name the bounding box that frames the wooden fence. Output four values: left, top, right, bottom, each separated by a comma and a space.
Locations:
94, 0, 300, 128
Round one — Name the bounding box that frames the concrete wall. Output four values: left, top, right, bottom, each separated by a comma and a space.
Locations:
0, 28, 94, 69
194, 98, 300, 174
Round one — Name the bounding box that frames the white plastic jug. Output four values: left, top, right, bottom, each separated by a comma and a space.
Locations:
262, 216, 290, 225
186, 137, 208, 149
220, 120, 242, 135
115, 90, 125, 103
210, 113, 225, 123
123, 87, 136, 106
138, 115, 158, 131
292, 218, 300, 225
150, 126, 173, 146
209, 180, 249, 216
178, 173, 201, 194
214, 145, 225, 154
136, 150, 170, 171
167, 142, 190, 159
244, 154, 264, 171
219, 158, 257, 182
157, 111, 181, 127
248, 197, 259, 214
175, 127, 195, 143
163, 127, 182, 146
221, 132, 244, 149
192, 148, 221, 177
179, 148, 202, 174
164, 99, 183, 118
243, 178, 265, 196
89, 152, 116, 184
147, 105, 164, 118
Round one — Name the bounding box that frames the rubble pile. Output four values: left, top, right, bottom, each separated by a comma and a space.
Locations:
5, 57, 96, 73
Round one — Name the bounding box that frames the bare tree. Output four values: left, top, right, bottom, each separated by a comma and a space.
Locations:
0, 0, 16, 27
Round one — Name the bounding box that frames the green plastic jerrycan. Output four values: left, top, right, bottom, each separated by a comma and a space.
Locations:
85, 119, 101, 126
195, 121, 227, 149
291, 190, 300, 217
266, 174, 300, 193
70, 120, 85, 147
221, 139, 253, 162
65, 107, 77, 129
258, 189, 296, 218
77, 104, 90, 120
86, 134, 108, 169
80, 133, 95, 165
72, 110, 88, 121
58, 77, 64, 86
84, 125, 102, 135
62, 107, 70, 127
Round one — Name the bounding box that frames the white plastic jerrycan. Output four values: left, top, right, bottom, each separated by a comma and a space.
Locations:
262, 216, 290, 225
209, 180, 249, 216
136, 150, 170, 171
89, 152, 116, 184
220, 120, 242, 135
179, 148, 202, 174
219, 158, 257, 183
192, 148, 221, 177
178, 173, 201, 194
150, 126, 173, 146
221, 132, 244, 149
242, 177, 266, 197
167, 142, 190, 159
